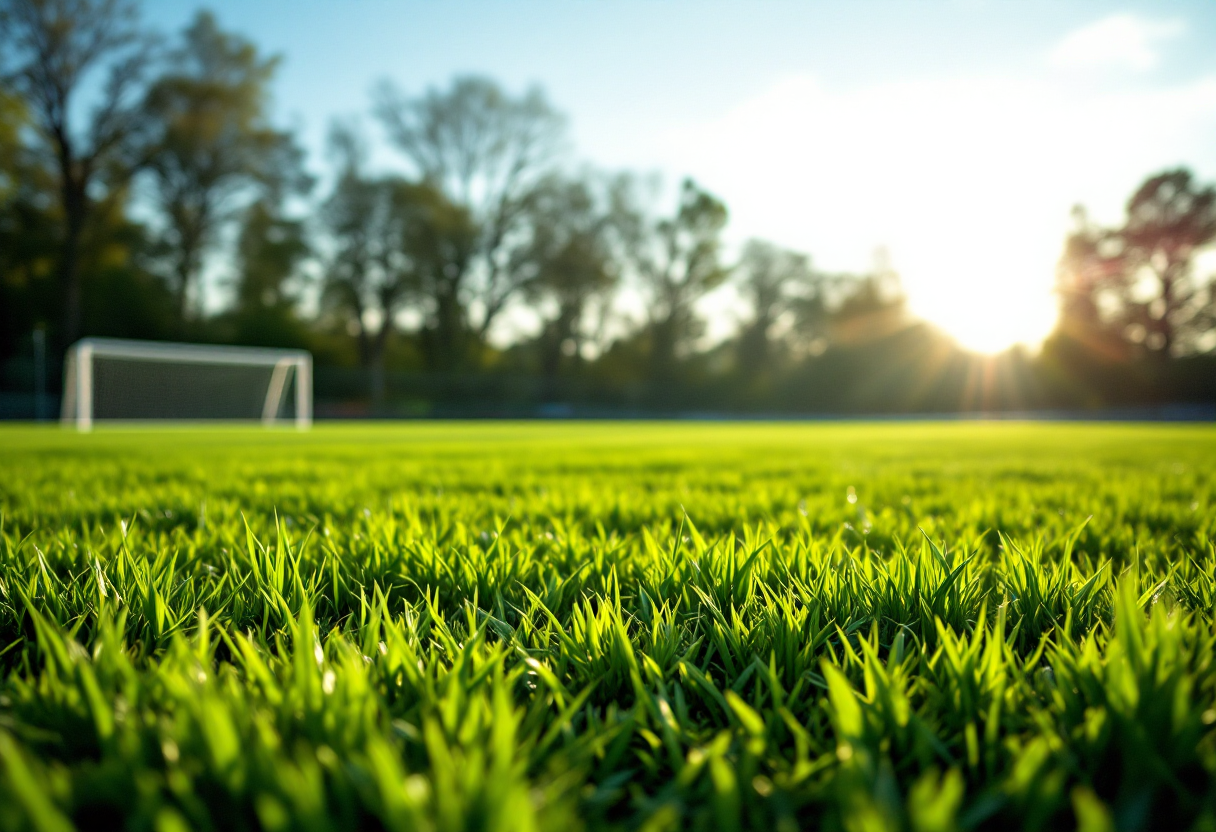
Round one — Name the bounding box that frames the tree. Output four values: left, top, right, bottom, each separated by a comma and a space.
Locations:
0, 88, 61, 362
0, 87, 28, 204
408, 186, 480, 373
824, 250, 907, 347
320, 123, 476, 399
1054, 206, 1128, 359
227, 197, 309, 347
733, 239, 819, 375
141, 10, 309, 328
624, 178, 730, 382
1119, 170, 1216, 355
1057, 169, 1216, 357
0, 0, 154, 345
320, 130, 405, 401
520, 174, 623, 383
2, 79, 174, 361
374, 75, 566, 349
233, 199, 307, 313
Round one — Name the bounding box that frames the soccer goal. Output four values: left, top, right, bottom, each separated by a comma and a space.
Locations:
61, 338, 312, 430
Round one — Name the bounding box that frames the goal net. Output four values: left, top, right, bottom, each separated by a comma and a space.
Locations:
61, 338, 312, 430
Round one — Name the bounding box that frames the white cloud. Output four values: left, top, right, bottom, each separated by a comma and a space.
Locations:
1049, 14, 1184, 72
657, 71, 1216, 352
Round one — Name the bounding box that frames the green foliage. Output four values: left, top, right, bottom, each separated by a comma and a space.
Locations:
627, 179, 730, 383
1058, 170, 1216, 359
142, 10, 309, 326
1, 422, 1215, 830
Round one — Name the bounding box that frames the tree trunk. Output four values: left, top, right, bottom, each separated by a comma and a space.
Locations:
174, 213, 209, 334
368, 320, 393, 409
175, 256, 193, 333
355, 319, 371, 370
649, 315, 678, 383
58, 173, 88, 347
429, 291, 465, 372
60, 215, 85, 346
737, 316, 772, 377
1158, 264, 1176, 358
540, 301, 581, 400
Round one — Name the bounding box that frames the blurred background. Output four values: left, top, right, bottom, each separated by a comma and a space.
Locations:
3, 0, 1216, 419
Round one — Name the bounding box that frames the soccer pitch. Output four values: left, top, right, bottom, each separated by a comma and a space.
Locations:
1, 422, 1214, 830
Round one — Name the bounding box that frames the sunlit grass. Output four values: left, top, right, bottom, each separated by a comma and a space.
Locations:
1, 422, 1214, 831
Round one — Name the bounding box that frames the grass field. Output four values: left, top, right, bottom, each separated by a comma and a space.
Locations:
1, 422, 1215, 831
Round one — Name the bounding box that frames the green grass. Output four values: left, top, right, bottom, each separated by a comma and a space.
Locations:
1, 422, 1215, 831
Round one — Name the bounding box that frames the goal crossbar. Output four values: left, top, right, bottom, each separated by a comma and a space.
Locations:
61, 338, 312, 430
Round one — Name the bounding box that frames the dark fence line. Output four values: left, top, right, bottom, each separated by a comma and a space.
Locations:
5, 394, 1213, 422
5, 355, 1216, 421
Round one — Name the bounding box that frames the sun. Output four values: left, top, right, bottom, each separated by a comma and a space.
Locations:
889, 195, 1065, 356
903, 256, 1060, 355
917, 290, 1058, 354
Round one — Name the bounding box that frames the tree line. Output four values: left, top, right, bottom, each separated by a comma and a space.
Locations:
3, 0, 1215, 416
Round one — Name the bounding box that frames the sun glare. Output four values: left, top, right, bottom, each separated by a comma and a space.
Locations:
662, 66, 1216, 357
890, 165, 1067, 354
896, 213, 1063, 354
914, 282, 1058, 354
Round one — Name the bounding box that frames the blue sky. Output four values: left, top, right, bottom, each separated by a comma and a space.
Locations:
143, 0, 1216, 352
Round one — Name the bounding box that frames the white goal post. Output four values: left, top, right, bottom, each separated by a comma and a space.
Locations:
61, 338, 312, 430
